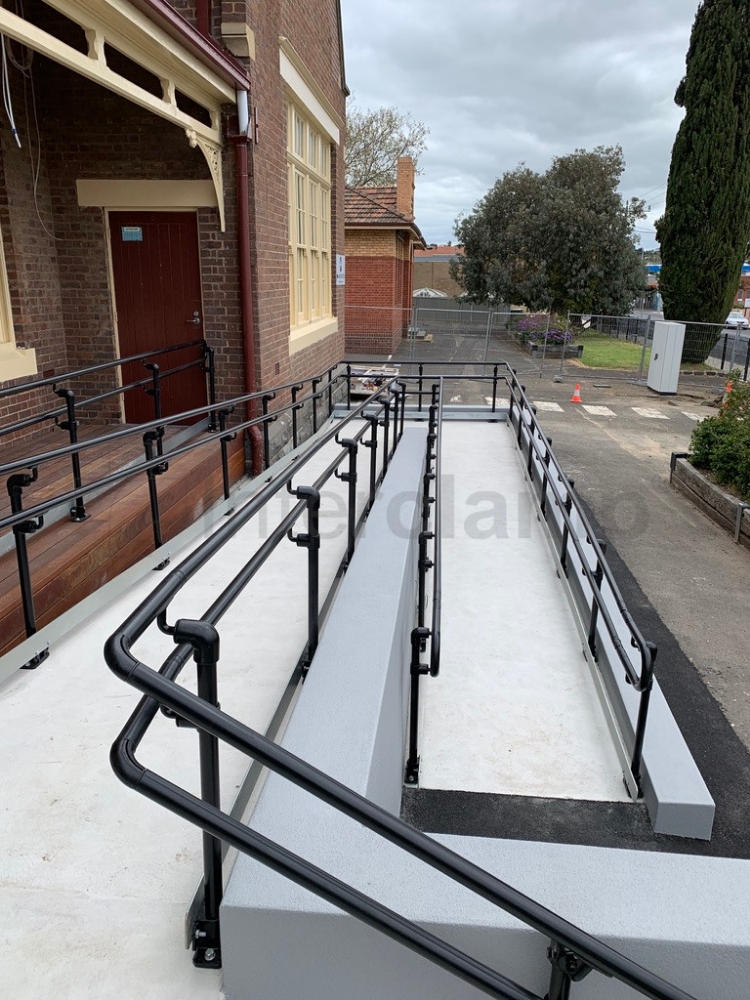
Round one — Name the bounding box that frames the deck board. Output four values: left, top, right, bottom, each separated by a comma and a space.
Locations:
0, 433, 244, 656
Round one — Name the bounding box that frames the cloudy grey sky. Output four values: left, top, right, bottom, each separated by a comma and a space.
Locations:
340, 0, 699, 249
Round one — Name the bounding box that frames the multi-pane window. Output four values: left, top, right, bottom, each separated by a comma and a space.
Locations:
287, 102, 331, 329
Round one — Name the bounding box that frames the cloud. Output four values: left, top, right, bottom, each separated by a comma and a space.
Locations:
341, 0, 697, 246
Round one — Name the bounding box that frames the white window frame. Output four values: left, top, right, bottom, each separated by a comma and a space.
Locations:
280, 38, 342, 354
287, 100, 333, 345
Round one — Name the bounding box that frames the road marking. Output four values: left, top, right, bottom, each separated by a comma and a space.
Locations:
632, 407, 669, 420
533, 401, 564, 412
582, 405, 615, 416
681, 411, 705, 422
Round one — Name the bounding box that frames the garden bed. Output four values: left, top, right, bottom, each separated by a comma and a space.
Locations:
670, 455, 750, 550
523, 342, 584, 359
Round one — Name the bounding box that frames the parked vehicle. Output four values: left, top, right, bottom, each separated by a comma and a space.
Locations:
725, 310, 750, 329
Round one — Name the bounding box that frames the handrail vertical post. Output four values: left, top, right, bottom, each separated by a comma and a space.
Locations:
405, 626, 430, 784
311, 378, 322, 433
7, 470, 48, 666
382, 395, 391, 476
559, 481, 573, 577
144, 363, 164, 458
143, 432, 166, 562
204, 343, 218, 432
287, 484, 321, 673
291, 384, 304, 449
261, 393, 276, 470
540, 438, 552, 518
336, 438, 358, 565
546, 942, 592, 1000
55, 387, 88, 521
630, 642, 657, 795
346, 363, 352, 410
363, 414, 379, 511
587, 539, 607, 661
327, 367, 334, 416
417, 531, 434, 632
218, 407, 236, 503
398, 381, 406, 441
417, 364, 424, 413
173, 620, 223, 968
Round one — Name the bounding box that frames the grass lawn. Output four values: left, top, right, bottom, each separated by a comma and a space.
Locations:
572, 334, 649, 370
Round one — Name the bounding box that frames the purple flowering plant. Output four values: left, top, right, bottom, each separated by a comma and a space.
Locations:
516, 314, 573, 346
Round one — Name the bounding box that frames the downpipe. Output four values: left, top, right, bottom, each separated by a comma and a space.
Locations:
233, 92, 263, 477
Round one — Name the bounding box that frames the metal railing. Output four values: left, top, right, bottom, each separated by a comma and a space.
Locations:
405, 377, 443, 784
0, 362, 344, 667
106, 591, 692, 999
507, 379, 655, 794
1, 338, 216, 524
103, 378, 403, 966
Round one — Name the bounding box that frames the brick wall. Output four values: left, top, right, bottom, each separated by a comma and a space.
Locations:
413, 259, 464, 297
344, 228, 416, 354
1, 0, 348, 461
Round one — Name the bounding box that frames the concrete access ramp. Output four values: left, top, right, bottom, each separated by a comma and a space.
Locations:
220, 417, 741, 1000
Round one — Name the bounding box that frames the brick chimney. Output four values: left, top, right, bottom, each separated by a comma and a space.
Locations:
396, 156, 415, 220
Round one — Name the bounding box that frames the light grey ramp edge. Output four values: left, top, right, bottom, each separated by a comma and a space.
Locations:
220, 420, 744, 1000
517, 417, 715, 840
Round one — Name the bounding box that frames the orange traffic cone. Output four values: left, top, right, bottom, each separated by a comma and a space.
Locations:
571, 384, 582, 403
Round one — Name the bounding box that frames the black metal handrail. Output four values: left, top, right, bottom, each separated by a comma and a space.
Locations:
102, 380, 402, 964
0, 336, 208, 400
429, 377, 443, 677
106, 620, 695, 1000
404, 377, 443, 784
1, 362, 345, 667
1, 339, 216, 527
506, 379, 655, 792
0, 364, 343, 525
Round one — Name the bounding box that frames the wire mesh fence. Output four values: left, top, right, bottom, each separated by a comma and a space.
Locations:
346, 299, 750, 387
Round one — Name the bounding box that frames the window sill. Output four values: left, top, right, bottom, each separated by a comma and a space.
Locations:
0, 342, 37, 382
289, 317, 338, 355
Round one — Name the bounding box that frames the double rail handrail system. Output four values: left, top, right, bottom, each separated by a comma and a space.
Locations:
100, 363, 686, 999
0, 353, 342, 666
104, 379, 403, 966
4, 353, 678, 995
405, 377, 443, 783
506, 378, 655, 793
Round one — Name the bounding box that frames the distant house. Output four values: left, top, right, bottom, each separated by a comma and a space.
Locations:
413, 244, 465, 298
344, 157, 426, 354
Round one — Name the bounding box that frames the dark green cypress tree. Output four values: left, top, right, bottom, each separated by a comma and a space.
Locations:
656, 0, 750, 334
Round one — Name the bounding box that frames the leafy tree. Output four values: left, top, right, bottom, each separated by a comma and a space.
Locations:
452, 146, 645, 316
656, 0, 750, 328
345, 103, 429, 186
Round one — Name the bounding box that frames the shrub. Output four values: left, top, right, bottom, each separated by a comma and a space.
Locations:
516, 313, 573, 346
689, 374, 750, 499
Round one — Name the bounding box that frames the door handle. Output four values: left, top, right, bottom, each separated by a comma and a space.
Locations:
187, 311, 201, 325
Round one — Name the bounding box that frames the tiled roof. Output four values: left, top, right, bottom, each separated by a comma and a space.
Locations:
344, 185, 426, 246
353, 186, 398, 212
344, 186, 407, 226
414, 244, 464, 258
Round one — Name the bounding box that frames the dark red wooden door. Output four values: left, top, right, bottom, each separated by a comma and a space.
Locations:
109, 211, 206, 423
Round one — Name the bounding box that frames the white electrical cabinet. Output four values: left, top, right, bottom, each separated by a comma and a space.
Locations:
647, 321, 685, 395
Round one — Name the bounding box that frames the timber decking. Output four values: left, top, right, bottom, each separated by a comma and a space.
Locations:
0, 430, 245, 656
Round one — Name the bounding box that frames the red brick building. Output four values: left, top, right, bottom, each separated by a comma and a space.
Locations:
344, 157, 425, 355
0, 0, 347, 451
